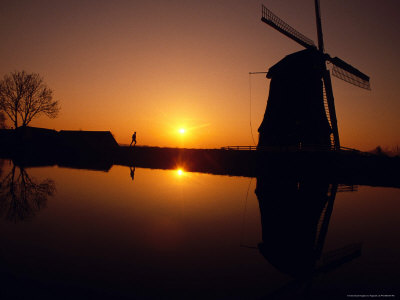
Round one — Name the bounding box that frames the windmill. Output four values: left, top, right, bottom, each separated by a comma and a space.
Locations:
255, 177, 362, 298
258, 0, 370, 150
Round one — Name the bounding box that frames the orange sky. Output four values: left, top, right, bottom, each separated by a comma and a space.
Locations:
1, 0, 399, 151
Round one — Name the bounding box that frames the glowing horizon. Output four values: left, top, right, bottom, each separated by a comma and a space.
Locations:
1, 0, 399, 151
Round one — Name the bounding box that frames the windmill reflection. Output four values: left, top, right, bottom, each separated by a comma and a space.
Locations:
255, 176, 361, 298
0, 162, 55, 222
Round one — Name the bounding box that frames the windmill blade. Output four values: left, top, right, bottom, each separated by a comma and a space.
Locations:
314, 0, 325, 52
322, 70, 341, 149
261, 5, 316, 50
318, 243, 362, 273
328, 56, 371, 90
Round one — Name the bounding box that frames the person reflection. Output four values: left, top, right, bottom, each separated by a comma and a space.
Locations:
0, 162, 55, 222
255, 175, 361, 296
130, 166, 135, 181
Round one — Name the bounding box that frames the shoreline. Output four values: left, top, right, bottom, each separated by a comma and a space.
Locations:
1, 127, 399, 188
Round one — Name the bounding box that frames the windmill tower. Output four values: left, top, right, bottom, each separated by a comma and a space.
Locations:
258, 0, 370, 150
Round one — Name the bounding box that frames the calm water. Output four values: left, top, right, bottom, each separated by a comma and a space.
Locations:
0, 159, 399, 299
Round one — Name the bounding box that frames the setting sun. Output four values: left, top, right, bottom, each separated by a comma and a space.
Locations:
1, 1, 400, 297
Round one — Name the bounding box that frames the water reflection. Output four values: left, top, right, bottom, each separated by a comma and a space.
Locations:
176, 167, 186, 177
255, 176, 361, 297
0, 158, 398, 298
0, 161, 55, 222
129, 165, 135, 181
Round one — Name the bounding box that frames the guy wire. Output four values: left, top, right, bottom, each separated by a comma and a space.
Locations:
248, 71, 267, 146
249, 73, 257, 146
239, 177, 256, 249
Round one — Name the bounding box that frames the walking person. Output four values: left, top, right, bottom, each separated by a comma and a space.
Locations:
130, 131, 137, 147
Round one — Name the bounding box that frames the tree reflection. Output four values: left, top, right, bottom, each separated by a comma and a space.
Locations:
0, 163, 55, 222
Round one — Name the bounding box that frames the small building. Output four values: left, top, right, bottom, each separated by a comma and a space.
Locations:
58, 130, 118, 154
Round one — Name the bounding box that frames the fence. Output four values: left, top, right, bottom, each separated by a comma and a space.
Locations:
220, 145, 361, 153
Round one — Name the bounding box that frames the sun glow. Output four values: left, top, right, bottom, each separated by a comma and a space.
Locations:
178, 128, 186, 134
176, 168, 185, 176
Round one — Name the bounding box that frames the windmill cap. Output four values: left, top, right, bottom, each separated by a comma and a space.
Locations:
267, 49, 324, 79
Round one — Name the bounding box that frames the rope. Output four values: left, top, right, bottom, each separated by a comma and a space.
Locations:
249, 73, 257, 146
239, 177, 254, 248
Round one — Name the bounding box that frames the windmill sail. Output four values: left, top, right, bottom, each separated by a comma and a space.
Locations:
322, 69, 340, 149
329, 57, 371, 90
261, 5, 316, 50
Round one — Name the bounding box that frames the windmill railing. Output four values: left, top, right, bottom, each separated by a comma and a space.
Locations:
220, 146, 258, 151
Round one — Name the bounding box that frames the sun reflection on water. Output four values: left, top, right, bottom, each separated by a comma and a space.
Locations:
176, 168, 185, 177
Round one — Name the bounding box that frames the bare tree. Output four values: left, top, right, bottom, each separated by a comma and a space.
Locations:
0, 71, 60, 128
0, 111, 6, 128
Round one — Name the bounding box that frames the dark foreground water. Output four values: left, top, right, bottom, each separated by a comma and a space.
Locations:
0, 159, 399, 299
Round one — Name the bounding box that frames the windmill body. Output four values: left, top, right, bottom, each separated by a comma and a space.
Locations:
258, 1, 370, 150
258, 49, 331, 148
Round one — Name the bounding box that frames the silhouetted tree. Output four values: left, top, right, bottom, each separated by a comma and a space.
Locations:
0, 111, 6, 128
370, 146, 388, 156
0, 163, 55, 222
0, 71, 60, 128
0, 159, 4, 178
394, 145, 400, 157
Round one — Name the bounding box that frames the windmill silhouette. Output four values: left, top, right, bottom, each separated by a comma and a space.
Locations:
258, 0, 370, 150
255, 177, 362, 299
